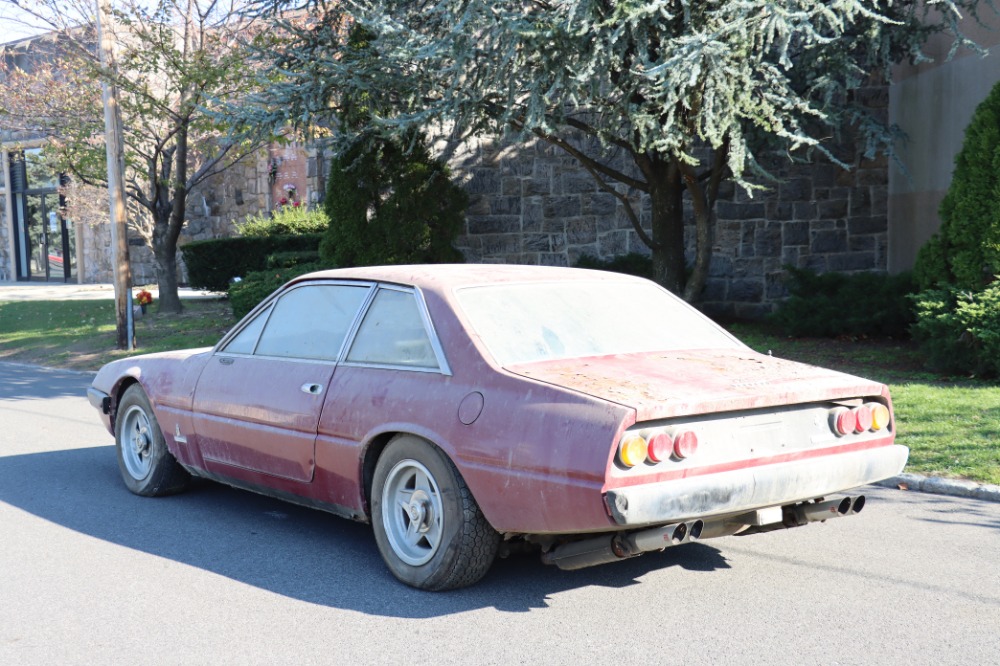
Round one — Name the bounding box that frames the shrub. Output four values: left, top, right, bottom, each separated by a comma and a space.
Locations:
321, 135, 467, 268
913, 80, 1000, 290
182, 234, 323, 292
573, 253, 654, 280
911, 282, 1000, 377
228, 261, 329, 319
769, 267, 916, 338
265, 250, 322, 269
235, 206, 329, 237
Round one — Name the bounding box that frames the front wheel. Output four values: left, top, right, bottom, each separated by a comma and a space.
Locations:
371, 435, 500, 591
115, 384, 191, 497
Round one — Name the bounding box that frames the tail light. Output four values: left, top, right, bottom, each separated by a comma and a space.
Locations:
673, 431, 699, 459
869, 403, 891, 430
618, 436, 648, 468
646, 432, 674, 463
830, 407, 856, 436
617, 428, 700, 467
852, 405, 873, 432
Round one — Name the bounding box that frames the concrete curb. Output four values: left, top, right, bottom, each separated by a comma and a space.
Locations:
874, 473, 1000, 503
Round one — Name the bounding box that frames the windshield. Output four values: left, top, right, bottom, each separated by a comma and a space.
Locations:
455, 279, 742, 366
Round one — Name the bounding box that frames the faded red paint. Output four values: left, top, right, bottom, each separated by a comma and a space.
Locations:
90, 265, 905, 538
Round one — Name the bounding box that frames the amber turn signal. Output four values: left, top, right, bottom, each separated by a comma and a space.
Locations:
619, 436, 648, 467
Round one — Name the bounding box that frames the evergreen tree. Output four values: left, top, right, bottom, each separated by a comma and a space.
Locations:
321, 136, 467, 268
250, 1, 987, 298
915, 80, 1000, 290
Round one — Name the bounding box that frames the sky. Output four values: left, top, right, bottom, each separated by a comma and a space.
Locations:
0, 7, 52, 43
0, 0, 165, 44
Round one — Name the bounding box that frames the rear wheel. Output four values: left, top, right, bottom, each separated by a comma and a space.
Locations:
371, 435, 500, 590
115, 384, 191, 497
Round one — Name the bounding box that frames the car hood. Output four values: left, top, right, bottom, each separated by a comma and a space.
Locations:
506, 348, 887, 421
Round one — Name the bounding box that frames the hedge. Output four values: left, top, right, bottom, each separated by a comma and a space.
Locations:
182, 233, 323, 292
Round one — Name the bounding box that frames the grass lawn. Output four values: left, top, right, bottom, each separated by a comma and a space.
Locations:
0, 299, 235, 371
729, 323, 1000, 486
0, 299, 996, 485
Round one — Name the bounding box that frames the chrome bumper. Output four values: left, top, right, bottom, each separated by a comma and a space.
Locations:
87, 387, 110, 413
604, 445, 909, 526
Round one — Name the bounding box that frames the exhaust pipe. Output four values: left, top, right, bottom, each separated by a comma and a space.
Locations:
791, 496, 853, 524
542, 520, 703, 571
736, 495, 866, 537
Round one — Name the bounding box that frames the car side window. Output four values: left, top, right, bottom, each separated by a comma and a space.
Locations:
253, 284, 369, 361
346, 288, 439, 369
222, 303, 272, 355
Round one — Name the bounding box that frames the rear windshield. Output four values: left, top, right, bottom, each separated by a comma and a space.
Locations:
455, 280, 742, 366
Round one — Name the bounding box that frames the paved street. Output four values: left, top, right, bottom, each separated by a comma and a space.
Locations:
1, 361, 998, 665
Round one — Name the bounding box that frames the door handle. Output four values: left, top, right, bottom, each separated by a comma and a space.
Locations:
219, 357, 234, 365
300, 383, 324, 395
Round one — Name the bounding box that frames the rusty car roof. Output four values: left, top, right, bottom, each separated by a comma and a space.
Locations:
290, 264, 642, 292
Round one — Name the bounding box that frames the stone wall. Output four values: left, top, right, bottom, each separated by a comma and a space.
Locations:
29, 118, 889, 320
445, 130, 888, 319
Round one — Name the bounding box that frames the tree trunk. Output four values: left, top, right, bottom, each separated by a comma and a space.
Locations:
151, 209, 183, 314
154, 243, 182, 314
648, 159, 686, 294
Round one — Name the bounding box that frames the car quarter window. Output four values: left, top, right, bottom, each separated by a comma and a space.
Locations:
252, 284, 370, 361
346, 288, 439, 369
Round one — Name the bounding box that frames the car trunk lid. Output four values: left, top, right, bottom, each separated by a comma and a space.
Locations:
505, 349, 887, 421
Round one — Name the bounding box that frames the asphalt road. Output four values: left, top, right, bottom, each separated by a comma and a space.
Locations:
1, 361, 998, 666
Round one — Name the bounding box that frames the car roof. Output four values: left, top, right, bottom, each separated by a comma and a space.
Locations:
292, 264, 646, 291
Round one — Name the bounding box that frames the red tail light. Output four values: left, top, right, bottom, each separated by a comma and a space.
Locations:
673, 431, 698, 459
830, 408, 856, 436
646, 432, 674, 463
853, 405, 873, 432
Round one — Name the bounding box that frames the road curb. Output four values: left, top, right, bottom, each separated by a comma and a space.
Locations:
875, 474, 1000, 503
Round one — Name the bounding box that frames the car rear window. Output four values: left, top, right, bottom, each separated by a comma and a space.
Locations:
455, 280, 742, 366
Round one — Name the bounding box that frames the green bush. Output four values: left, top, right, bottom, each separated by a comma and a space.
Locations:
769, 267, 916, 338
321, 135, 467, 268
228, 262, 329, 319
573, 253, 654, 280
265, 250, 322, 269
911, 282, 1000, 377
235, 206, 329, 237
913, 80, 1000, 290
182, 234, 323, 291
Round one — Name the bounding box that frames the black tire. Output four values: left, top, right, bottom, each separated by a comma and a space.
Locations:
371, 435, 500, 591
114, 384, 191, 497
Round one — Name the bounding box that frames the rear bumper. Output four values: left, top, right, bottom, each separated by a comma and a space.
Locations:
604, 444, 909, 526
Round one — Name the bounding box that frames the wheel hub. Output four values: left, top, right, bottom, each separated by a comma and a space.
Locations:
134, 430, 150, 456
408, 490, 432, 532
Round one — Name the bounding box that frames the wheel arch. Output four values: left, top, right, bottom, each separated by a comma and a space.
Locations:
358, 427, 473, 523
109, 375, 142, 431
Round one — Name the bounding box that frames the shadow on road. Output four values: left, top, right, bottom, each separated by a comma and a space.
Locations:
0, 362, 93, 401
0, 445, 731, 617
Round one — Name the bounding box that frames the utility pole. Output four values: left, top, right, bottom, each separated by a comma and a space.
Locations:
96, 0, 134, 350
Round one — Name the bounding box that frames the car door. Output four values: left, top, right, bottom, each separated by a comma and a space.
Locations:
192, 281, 372, 482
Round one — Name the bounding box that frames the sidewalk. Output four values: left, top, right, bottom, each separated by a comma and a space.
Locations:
0, 281, 222, 301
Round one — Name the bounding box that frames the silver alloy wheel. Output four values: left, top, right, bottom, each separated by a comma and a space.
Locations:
120, 404, 153, 481
381, 458, 444, 566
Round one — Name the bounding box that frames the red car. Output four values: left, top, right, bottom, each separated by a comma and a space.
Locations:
88, 265, 907, 590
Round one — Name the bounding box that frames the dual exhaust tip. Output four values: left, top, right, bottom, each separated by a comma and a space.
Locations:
542, 495, 865, 571
541, 520, 703, 571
